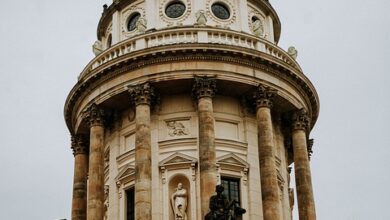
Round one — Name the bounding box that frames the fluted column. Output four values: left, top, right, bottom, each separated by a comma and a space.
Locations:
254, 85, 282, 220
292, 109, 316, 220
128, 83, 155, 220
71, 135, 88, 220
192, 76, 217, 218
86, 104, 106, 220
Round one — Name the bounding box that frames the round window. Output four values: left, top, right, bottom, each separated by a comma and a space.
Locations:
251, 16, 259, 23
165, 1, 186, 18
211, 3, 230, 20
127, 13, 141, 31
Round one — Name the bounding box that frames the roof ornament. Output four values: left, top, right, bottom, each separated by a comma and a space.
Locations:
287, 46, 298, 59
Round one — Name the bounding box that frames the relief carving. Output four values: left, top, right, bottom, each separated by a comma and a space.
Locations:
166, 121, 189, 137
195, 10, 207, 26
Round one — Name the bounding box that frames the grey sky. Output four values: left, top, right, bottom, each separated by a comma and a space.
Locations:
0, 0, 389, 219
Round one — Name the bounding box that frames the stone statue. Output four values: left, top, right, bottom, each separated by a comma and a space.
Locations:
136, 17, 147, 34
289, 188, 295, 211
195, 10, 207, 26
252, 20, 265, 38
92, 40, 103, 56
171, 183, 188, 220
287, 46, 298, 59
205, 185, 246, 220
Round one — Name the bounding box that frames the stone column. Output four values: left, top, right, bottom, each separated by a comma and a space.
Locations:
192, 76, 217, 218
128, 83, 155, 220
253, 85, 282, 220
86, 104, 106, 220
71, 135, 88, 220
292, 109, 316, 220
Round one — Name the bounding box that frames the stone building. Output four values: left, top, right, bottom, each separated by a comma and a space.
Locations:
64, 0, 319, 220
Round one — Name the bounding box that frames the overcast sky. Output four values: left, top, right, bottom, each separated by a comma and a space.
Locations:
0, 0, 389, 219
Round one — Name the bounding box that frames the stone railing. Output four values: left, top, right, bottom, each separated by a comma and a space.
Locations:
79, 27, 301, 80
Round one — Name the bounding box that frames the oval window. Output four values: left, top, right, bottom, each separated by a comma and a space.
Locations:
165, 1, 186, 18
127, 13, 141, 31
211, 3, 230, 20
251, 16, 259, 23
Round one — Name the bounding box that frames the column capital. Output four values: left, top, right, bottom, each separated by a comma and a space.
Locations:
85, 103, 106, 127
253, 84, 276, 109
192, 76, 217, 100
127, 82, 155, 106
71, 135, 88, 156
292, 108, 310, 131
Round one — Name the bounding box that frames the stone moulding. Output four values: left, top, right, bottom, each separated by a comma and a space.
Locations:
64, 44, 319, 135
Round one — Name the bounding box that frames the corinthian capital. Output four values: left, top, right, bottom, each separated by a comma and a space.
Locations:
86, 103, 106, 127
292, 108, 310, 131
127, 82, 155, 106
71, 135, 88, 156
192, 76, 217, 100
253, 84, 276, 108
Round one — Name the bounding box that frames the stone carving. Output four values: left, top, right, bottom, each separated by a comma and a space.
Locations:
92, 40, 103, 56
195, 10, 207, 26
71, 135, 88, 155
85, 103, 105, 127
127, 82, 155, 106
166, 121, 189, 136
136, 17, 147, 33
292, 108, 310, 131
252, 19, 265, 38
253, 84, 276, 108
287, 46, 298, 59
171, 183, 188, 220
205, 185, 246, 220
288, 188, 294, 211
192, 76, 217, 100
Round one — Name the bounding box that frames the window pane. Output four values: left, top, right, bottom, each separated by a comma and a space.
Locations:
221, 177, 240, 205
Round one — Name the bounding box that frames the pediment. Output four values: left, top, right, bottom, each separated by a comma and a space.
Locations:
159, 152, 197, 167
217, 153, 249, 169
115, 164, 135, 182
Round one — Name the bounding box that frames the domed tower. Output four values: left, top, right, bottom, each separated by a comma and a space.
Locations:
65, 0, 319, 220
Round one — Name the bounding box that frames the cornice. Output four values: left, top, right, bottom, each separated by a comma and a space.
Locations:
64, 45, 319, 134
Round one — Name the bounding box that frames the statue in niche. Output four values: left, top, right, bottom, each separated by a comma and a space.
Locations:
195, 10, 207, 26
171, 183, 188, 220
287, 46, 298, 59
92, 40, 103, 56
136, 17, 147, 33
205, 185, 246, 220
252, 19, 265, 38
167, 121, 189, 136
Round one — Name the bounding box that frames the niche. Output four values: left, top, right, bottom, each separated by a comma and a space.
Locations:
169, 174, 191, 220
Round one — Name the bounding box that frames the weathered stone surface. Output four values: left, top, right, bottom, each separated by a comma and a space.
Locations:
293, 109, 316, 220
71, 136, 88, 220
193, 77, 218, 218
255, 85, 282, 220
130, 83, 153, 220
87, 122, 105, 220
